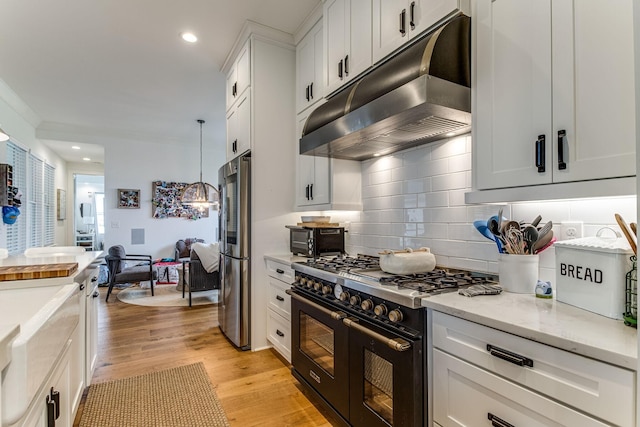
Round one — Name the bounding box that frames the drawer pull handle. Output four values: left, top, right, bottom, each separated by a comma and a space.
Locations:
276, 268, 285, 274
276, 329, 285, 337
487, 344, 533, 367
276, 295, 285, 301
488, 413, 514, 427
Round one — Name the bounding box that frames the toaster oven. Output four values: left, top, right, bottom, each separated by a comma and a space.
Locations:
286, 225, 345, 257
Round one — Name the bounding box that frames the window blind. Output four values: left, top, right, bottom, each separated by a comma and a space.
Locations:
44, 163, 55, 246
28, 154, 44, 248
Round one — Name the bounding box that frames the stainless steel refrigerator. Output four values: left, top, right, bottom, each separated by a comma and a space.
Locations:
218, 152, 251, 350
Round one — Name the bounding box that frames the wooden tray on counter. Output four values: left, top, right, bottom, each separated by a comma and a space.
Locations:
0, 263, 79, 281
296, 222, 341, 228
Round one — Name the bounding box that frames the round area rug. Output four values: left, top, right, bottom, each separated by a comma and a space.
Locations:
116, 284, 219, 307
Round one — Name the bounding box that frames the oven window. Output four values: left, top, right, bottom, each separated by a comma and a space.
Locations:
300, 312, 334, 375
364, 349, 393, 424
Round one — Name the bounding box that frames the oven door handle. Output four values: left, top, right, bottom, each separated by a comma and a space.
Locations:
286, 289, 347, 321
343, 317, 412, 352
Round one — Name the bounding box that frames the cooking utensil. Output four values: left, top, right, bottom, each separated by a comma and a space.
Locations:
501, 220, 520, 235
631, 222, 637, 236
474, 220, 502, 252
615, 213, 636, 254
532, 229, 553, 253
497, 207, 504, 231
531, 215, 542, 227
523, 225, 539, 255
537, 221, 553, 241
535, 236, 557, 254
504, 228, 525, 254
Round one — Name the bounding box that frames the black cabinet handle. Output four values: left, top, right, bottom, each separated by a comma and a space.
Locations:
309, 183, 313, 200
46, 396, 56, 427
51, 387, 60, 419
79, 283, 85, 291
488, 413, 515, 427
276, 329, 285, 337
344, 55, 349, 76
558, 129, 567, 170
276, 268, 284, 274
232, 139, 237, 153
338, 59, 343, 79
93, 291, 100, 298
91, 276, 97, 282
535, 135, 545, 173
232, 82, 237, 97
310, 82, 313, 99
487, 344, 533, 367
410, 2, 416, 30
305, 184, 310, 200
305, 85, 310, 101
276, 295, 285, 301
400, 9, 407, 35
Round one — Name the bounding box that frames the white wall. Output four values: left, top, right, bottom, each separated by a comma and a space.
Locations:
0, 79, 68, 248
103, 136, 226, 259
329, 135, 637, 287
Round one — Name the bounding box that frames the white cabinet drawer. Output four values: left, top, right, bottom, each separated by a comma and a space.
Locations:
267, 310, 291, 363
432, 311, 634, 426
265, 259, 294, 283
268, 277, 291, 319
433, 349, 608, 427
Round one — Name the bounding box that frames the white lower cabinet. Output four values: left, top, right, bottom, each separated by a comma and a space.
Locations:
265, 259, 293, 362
85, 268, 100, 386
431, 311, 635, 427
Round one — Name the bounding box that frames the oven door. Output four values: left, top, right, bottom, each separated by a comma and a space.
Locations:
346, 317, 423, 427
289, 289, 350, 420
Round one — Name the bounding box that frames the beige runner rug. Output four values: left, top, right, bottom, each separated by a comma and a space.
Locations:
79, 362, 230, 427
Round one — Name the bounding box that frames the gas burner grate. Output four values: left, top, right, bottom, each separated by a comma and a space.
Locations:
305, 254, 381, 271
379, 269, 497, 292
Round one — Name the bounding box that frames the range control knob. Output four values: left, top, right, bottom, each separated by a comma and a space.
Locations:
322, 284, 333, 295
349, 295, 361, 306
388, 309, 404, 323
297, 276, 304, 285
374, 304, 388, 316
313, 281, 322, 291
361, 299, 374, 311
306, 279, 314, 289
339, 291, 351, 302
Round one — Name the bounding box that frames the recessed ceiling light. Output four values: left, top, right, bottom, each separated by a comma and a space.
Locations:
72, 146, 80, 150
82, 157, 91, 161
180, 32, 198, 43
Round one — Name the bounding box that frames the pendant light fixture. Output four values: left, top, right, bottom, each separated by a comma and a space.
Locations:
181, 119, 219, 210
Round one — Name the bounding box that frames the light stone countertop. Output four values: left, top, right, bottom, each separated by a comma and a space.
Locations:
0, 324, 19, 371
0, 251, 103, 290
264, 253, 310, 265
422, 291, 638, 370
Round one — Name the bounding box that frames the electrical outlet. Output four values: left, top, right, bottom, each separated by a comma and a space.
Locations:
560, 221, 583, 240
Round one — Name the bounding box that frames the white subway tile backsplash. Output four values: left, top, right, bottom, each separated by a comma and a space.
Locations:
346, 136, 636, 285
432, 171, 467, 191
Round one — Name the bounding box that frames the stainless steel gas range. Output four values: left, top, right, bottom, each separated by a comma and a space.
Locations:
287, 255, 497, 427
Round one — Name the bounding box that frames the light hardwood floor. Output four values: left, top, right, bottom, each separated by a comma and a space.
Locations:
73, 286, 332, 426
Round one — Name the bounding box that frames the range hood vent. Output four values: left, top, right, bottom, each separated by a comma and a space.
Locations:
300, 15, 471, 161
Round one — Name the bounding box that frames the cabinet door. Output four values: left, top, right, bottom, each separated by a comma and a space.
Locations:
345, 0, 372, 82
433, 350, 609, 427
225, 65, 237, 112
235, 41, 251, 101
410, 0, 460, 38
226, 107, 237, 160
372, 0, 407, 64
86, 278, 99, 386
235, 92, 251, 156
551, 0, 635, 182
296, 111, 330, 207
324, 0, 347, 94
296, 21, 323, 114
474, 0, 552, 190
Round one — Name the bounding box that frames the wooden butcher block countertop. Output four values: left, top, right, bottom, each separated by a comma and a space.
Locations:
0, 263, 79, 281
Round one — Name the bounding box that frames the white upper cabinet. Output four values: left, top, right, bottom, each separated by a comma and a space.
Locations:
323, 0, 373, 95
225, 40, 250, 112
372, 0, 464, 64
296, 108, 330, 207
474, 0, 635, 191
296, 19, 324, 114
226, 91, 251, 160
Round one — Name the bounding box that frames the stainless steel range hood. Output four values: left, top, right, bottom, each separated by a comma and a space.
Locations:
300, 15, 471, 161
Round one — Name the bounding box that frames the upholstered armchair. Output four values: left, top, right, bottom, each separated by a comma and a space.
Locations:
105, 245, 156, 302
182, 245, 220, 307
174, 238, 205, 262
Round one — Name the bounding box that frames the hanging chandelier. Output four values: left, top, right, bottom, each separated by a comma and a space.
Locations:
181, 119, 219, 211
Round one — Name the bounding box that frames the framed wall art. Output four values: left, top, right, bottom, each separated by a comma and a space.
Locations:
118, 188, 140, 209
56, 189, 66, 220
151, 181, 208, 220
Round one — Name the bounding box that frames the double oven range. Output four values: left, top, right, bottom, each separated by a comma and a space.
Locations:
287, 255, 497, 427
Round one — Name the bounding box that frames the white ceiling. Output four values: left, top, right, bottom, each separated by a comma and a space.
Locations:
0, 0, 320, 164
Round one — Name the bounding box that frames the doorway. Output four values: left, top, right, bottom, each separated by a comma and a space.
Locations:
74, 174, 105, 250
